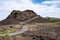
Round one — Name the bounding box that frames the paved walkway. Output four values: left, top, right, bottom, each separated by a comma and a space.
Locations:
0, 25, 28, 36
0, 16, 39, 36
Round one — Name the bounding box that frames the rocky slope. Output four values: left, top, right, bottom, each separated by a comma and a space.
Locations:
0, 10, 47, 25
14, 23, 60, 40
0, 23, 60, 40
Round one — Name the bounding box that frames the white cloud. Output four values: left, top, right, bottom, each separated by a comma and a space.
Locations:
0, 0, 60, 21
41, 1, 60, 7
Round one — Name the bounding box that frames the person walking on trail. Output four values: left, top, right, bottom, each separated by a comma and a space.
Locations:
20, 21, 27, 29
21, 21, 27, 25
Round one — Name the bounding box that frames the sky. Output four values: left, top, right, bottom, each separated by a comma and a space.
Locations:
0, 0, 60, 21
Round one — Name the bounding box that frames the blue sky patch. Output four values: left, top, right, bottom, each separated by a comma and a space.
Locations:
0, 0, 60, 21
32, 0, 52, 3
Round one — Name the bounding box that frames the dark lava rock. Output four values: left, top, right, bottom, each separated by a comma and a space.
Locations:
0, 10, 47, 25
20, 25, 60, 40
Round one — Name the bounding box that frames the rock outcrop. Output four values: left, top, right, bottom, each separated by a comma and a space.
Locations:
0, 10, 47, 25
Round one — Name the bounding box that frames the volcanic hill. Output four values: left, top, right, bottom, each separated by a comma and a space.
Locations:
0, 10, 47, 25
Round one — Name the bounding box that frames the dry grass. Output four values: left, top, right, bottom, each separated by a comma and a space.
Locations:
0, 24, 22, 34
26, 23, 59, 29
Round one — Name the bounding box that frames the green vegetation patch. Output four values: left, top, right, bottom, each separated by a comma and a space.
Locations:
0, 33, 11, 40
